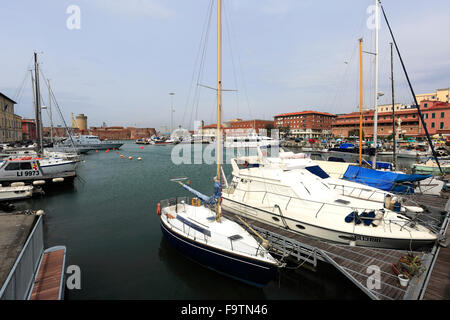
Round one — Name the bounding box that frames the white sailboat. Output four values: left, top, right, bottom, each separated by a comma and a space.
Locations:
158, 0, 280, 287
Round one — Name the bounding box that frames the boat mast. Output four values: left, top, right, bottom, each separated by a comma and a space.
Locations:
379, 2, 443, 175
216, 0, 223, 222
48, 78, 53, 144
371, 0, 379, 169
34, 52, 43, 155
359, 38, 363, 166
390, 42, 396, 169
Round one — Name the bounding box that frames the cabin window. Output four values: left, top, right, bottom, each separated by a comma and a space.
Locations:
295, 224, 306, 230
20, 162, 32, 170
5, 163, 20, 171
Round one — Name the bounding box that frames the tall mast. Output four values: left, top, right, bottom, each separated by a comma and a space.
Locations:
216, 0, 223, 222
34, 52, 42, 155
371, 0, 379, 168
359, 38, 363, 166
390, 42, 396, 169
48, 78, 53, 143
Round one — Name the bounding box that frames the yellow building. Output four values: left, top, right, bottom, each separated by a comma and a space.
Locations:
0, 92, 22, 143
416, 87, 450, 104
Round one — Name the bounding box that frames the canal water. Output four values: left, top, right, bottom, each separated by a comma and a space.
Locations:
14, 141, 368, 299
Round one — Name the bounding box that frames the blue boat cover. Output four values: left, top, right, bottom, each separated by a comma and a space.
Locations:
343, 165, 431, 194
339, 143, 354, 149
365, 160, 393, 170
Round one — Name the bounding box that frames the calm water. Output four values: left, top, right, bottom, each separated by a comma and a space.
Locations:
14, 141, 367, 299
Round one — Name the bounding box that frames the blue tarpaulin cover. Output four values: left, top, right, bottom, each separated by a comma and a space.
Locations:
339, 143, 354, 149
343, 165, 431, 194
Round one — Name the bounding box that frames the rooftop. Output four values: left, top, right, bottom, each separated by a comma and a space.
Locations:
274, 110, 336, 118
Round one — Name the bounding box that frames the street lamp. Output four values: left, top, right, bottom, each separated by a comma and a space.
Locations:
169, 92, 175, 134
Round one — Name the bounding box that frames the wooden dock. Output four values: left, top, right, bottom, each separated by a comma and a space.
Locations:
422, 217, 450, 300
223, 193, 449, 300
29, 246, 66, 300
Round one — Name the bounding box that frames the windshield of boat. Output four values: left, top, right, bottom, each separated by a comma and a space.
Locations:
305, 165, 329, 179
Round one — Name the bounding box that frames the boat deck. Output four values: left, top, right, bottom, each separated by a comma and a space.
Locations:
223, 193, 449, 300
29, 247, 66, 300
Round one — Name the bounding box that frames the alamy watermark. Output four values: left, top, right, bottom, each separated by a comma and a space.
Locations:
66, 5, 81, 30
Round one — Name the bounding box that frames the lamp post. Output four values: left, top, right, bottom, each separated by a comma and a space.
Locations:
169, 92, 175, 134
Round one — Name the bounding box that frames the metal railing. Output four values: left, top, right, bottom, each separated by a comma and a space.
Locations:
0, 215, 44, 300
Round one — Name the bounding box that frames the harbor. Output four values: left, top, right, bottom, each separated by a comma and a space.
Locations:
0, 0, 449, 308
0, 142, 448, 300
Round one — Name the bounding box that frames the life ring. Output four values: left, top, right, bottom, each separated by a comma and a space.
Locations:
156, 203, 161, 215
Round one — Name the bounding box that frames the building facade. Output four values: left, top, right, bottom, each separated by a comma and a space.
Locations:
225, 119, 274, 136
274, 110, 336, 139
0, 92, 22, 143
22, 119, 37, 141
416, 87, 450, 104
420, 100, 450, 136
332, 108, 422, 138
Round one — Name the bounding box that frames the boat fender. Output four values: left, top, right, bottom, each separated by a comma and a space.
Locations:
345, 211, 361, 224
52, 178, 64, 183
11, 182, 25, 187
360, 211, 376, 226
36, 210, 45, 216
156, 203, 161, 215
384, 194, 392, 209
33, 180, 46, 186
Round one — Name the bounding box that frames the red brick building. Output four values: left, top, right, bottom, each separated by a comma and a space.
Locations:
332, 100, 450, 138
274, 111, 336, 139
89, 126, 156, 140
420, 100, 450, 135
22, 119, 37, 141
332, 108, 421, 138
225, 119, 274, 136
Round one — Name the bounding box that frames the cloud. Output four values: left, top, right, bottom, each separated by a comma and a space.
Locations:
93, 0, 175, 19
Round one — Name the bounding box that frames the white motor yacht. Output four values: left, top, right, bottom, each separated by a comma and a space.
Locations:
222, 152, 437, 250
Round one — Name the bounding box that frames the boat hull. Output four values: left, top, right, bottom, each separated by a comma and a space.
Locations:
160, 219, 278, 287
0, 188, 33, 201
222, 197, 436, 251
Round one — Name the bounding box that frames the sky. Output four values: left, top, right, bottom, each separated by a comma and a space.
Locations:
0, 0, 449, 131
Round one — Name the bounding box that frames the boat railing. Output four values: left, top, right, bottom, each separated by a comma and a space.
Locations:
225, 188, 415, 226
0, 216, 44, 300
327, 182, 386, 202
160, 197, 267, 258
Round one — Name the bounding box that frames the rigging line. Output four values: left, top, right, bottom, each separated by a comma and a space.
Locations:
222, 0, 240, 118
222, 0, 252, 119
13, 55, 34, 102
38, 68, 76, 148
183, 0, 214, 130
190, 0, 214, 128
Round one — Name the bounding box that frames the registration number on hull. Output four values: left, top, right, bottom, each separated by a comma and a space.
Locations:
16, 171, 40, 177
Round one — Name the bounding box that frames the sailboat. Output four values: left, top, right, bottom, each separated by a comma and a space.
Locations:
0, 53, 78, 186
158, 0, 280, 287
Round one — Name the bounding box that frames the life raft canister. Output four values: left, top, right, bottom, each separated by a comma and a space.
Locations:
156, 203, 161, 215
